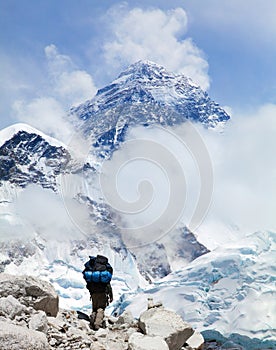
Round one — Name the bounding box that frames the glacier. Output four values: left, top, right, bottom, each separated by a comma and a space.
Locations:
121, 231, 276, 343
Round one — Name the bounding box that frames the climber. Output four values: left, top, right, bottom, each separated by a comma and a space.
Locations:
82, 254, 113, 330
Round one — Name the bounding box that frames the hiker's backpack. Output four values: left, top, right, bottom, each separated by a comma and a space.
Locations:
83, 255, 113, 284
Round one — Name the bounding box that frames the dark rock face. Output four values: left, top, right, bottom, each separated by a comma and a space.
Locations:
0, 130, 70, 190
175, 227, 210, 261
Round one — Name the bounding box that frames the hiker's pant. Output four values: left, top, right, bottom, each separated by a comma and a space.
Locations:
91, 292, 107, 329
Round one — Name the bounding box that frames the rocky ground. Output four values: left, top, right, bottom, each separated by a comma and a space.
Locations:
0, 273, 205, 350
0, 273, 251, 350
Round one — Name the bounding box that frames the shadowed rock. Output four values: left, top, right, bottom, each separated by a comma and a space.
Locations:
0, 273, 59, 316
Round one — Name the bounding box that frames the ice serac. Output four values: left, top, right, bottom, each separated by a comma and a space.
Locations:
71, 60, 230, 153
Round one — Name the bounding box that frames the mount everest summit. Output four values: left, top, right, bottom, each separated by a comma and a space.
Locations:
0, 60, 275, 348
71, 60, 229, 155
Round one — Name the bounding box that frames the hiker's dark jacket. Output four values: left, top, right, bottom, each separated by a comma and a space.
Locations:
86, 281, 113, 301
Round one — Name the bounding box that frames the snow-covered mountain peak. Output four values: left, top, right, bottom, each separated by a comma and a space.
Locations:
0, 123, 70, 190
0, 123, 66, 149
115, 59, 175, 84
71, 60, 230, 154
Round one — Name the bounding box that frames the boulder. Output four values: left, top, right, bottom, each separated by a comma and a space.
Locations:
128, 332, 169, 350
185, 331, 204, 350
29, 311, 48, 333
117, 310, 135, 326
0, 320, 50, 350
0, 295, 28, 319
0, 273, 58, 316
139, 308, 194, 350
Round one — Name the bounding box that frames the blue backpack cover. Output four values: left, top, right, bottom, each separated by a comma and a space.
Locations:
83, 269, 112, 283
83, 255, 113, 284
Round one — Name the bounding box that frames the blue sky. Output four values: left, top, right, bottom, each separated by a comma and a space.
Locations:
1, 0, 276, 132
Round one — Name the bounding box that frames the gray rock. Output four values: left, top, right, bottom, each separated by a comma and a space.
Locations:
117, 310, 135, 325
0, 273, 59, 316
77, 319, 92, 332
126, 327, 137, 340
0, 274, 203, 350
128, 332, 169, 350
0, 295, 28, 319
0, 319, 50, 349
139, 308, 194, 350
47, 313, 68, 331
29, 311, 48, 333
95, 328, 108, 337
49, 338, 57, 346
89, 343, 106, 350
50, 331, 68, 342
108, 315, 118, 324
147, 297, 163, 309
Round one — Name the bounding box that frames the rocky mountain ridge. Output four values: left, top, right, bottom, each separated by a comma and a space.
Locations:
71, 60, 230, 155
0, 124, 70, 191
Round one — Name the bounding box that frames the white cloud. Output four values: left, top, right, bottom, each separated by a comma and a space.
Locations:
45, 44, 75, 73
12, 97, 72, 142
12, 45, 97, 143
0, 53, 42, 128
54, 70, 96, 106
91, 102, 276, 248
104, 102, 276, 248
96, 123, 213, 247
45, 44, 97, 106
103, 6, 210, 90
199, 103, 276, 239
14, 185, 89, 242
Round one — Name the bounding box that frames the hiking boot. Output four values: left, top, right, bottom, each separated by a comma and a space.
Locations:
89, 312, 96, 329
94, 308, 104, 330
